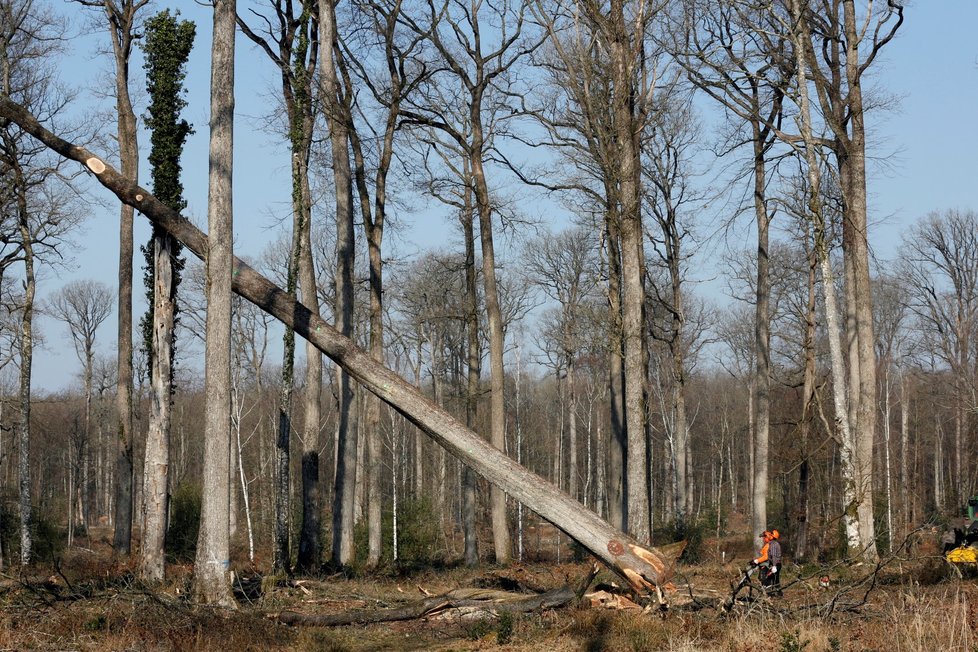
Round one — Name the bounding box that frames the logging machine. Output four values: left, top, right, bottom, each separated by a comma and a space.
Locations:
942, 495, 978, 564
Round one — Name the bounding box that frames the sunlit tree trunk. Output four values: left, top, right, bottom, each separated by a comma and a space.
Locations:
193, 0, 236, 605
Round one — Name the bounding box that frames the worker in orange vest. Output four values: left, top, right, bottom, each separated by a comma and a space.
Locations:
750, 529, 783, 596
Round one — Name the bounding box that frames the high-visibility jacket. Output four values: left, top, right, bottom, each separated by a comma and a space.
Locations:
754, 538, 782, 566
754, 542, 771, 566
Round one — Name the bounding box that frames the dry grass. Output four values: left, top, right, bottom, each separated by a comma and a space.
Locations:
1, 553, 976, 651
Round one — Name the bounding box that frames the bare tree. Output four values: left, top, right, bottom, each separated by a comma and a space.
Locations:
70, 0, 149, 557
237, 0, 320, 575
642, 96, 701, 530
399, 0, 548, 561
873, 272, 909, 549
47, 279, 113, 533
796, 0, 904, 559
669, 0, 791, 541
524, 226, 599, 502
783, 0, 861, 554
1, 0, 79, 565
338, 0, 427, 568
900, 209, 978, 506
315, 0, 360, 569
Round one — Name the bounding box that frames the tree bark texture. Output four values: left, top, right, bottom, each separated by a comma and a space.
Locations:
15, 167, 34, 566
470, 98, 512, 563
610, 3, 650, 542
0, 97, 682, 594
141, 233, 176, 582
787, 0, 860, 552
106, 0, 143, 555
604, 209, 626, 531
296, 156, 323, 573
462, 197, 481, 566
750, 129, 770, 541
319, 0, 358, 568
192, 0, 236, 606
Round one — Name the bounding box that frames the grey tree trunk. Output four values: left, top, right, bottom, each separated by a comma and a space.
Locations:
105, 0, 143, 556
470, 94, 512, 563
842, 0, 879, 557
16, 176, 34, 566
319, 0, 357, 568
296, 161, 322, 573
900, 373, 910, 534
141, 234, 175, 582
0, 95, 683, 596
567, 357, 578, 500
787, 0, 860, 552
192, 0, 235, 606
610, 9, 650, 541
462, 194, 481, 567
751, 127, 771, 542
795, 234, 817, 562
605, 209, 626, 531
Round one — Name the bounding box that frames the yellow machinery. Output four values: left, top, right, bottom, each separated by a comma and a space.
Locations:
943, 495, 978, 565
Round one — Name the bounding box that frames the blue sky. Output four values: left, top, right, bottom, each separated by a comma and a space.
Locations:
25, 0, 978, 391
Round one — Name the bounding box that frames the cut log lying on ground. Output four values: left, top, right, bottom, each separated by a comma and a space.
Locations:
0, 96, 678, 596
277, 564, 600, 626
276, 586, 578, 627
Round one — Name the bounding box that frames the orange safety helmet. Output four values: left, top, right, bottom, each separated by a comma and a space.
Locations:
771, 529, 780, 540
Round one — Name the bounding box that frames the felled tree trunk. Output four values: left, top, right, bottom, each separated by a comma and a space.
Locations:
0, 96, 678, 596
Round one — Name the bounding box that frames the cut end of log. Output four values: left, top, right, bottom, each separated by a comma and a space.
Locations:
622, 568, 654, 593
86, 157, 106, 174
136, 193, 144, 201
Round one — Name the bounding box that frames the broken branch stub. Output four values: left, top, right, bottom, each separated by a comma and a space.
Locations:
0, 96, 679, 596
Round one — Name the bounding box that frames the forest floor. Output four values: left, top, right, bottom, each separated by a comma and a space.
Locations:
1, 529, 976, 651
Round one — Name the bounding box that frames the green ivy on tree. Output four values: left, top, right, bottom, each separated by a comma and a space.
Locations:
139, 10, 195, 378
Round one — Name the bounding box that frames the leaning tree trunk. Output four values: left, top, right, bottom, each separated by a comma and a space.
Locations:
0, 95, 683, 597
193, 0, 236, 606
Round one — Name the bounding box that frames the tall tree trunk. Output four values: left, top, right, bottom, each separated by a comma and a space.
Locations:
605, 207, 626, 531
900, 372, 910, 535
193, 0, 235, 605
470, 92, 511, 563
346, 48, 397, 567
462, 191, 481, 567
611, 7, 650, 541
16, 177, 34, 566
789, 0, 860, 553
320, 0, 357, 567
796, 234, 817, 561
296, 155, 323, 574
751, 125, 771, 541
842, 0, 877, 559
109, 1, 139, 553
567, 356, 578, 501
